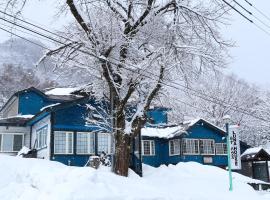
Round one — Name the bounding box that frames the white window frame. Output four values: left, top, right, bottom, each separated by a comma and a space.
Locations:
36, 126, 48, 149
142, 140, 155, 156
215, 143, 227, 155
0, 133, 24, 153
169, 139, 180, 156
76, 132, 95, 155
54, 131, 74, 154
182, 138, 200, 155
200, 139, 215, 155
98, 133, 112, 155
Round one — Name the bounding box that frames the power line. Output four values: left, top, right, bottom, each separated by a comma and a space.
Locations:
222, 0, 253, 22
223, 0, 270, 37
0, 9, 268, 123
232, 0, 270, 29
243, 0, 270, 23
0, 9, 72, 43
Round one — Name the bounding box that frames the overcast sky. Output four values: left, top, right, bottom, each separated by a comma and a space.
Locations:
0, 1, 270, 87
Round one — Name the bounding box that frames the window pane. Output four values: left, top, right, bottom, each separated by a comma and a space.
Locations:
77, 132, 88, 154
89, 133, 95, 153
143, 141, 150, 155
201, 140, 215, 155
67, 133, 73, 154
98, 133, 109, 154
170, 140, 175, 155
13, 135, 23, 151
174, 140, 180, 155
43, 127, 48, 146
150, 141, 155, 155
2, 134, 13, 152
54, 131, 66, 154
216, 143, 227, 155
183, 139, 199, 154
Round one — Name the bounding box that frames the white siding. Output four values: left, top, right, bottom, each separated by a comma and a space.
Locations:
31, 115, 51, 159
2, 97, 19, 118
0, 126, 30, 156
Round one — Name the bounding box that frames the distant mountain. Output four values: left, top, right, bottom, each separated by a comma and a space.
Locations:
0, 38, 44, 68
0, 38, 93, 87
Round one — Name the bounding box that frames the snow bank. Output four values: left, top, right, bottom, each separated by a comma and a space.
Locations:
0, 155, 268, 200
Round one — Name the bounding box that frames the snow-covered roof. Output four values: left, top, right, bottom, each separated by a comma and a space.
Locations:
141, 126, 186, 139
0, 114, 34, 120
241, 147, 263, 157
0, 114, 34, 126
45, 88, 80, 96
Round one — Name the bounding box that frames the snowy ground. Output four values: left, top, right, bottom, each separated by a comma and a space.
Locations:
0, 155, 269, 200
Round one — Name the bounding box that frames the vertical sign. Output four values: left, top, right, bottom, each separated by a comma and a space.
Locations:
229, 125, 241, 170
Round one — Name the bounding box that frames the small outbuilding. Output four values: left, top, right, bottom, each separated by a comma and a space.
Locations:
240, 147, 270, 183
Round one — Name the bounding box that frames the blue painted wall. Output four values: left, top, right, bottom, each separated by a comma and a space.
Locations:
142, 137, 168, 167
18, 91, 47, 115
52, 155, 91, 166
146, 108, 168, 126
53, 99, 111, 132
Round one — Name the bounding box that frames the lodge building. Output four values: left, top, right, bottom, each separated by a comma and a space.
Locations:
0, 87, 250, 176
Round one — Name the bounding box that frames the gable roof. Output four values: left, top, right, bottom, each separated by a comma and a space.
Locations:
241, 147, 270, 161
182, 118, 226, 134
0, 86, 90, 112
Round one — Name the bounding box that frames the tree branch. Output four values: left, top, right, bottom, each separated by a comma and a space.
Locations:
130, 0, 155, 34
106, 0, 127, 23
66, 0, 92, 36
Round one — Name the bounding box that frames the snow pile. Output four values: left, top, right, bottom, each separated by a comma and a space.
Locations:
16, 146, 30, 156
0, 155, 269, 200
141, 126, 186, 138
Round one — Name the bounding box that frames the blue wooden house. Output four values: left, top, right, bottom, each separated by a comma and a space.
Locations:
0, 87, 249, 174
141, 118, 249, 168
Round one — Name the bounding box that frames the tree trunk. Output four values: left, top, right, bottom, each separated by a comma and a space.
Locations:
114, 132, 131, 176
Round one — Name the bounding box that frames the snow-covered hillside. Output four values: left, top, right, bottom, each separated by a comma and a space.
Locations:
0, 156, 269, 200
0, 38, 44, 68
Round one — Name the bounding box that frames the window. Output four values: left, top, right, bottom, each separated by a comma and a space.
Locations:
36, 126, 48, 149
76, 132, 95, 154
200, 139, 215, 155
169, 139, 180, 156
54, 131, 73, 154
142, 140, 155, 156
182, 139, 199, 155
215, 143, 227, 155
98, 133, 111, 154
0, 134, 23, 152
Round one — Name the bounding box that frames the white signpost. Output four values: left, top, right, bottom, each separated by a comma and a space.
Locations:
229, 125, 241, 170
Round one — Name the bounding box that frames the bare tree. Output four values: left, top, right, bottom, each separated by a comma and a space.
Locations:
5, 0, 230, 176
